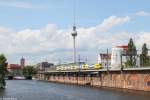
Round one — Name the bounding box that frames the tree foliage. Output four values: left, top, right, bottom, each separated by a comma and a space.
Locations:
0, 54, 7, 88
22, 66, 36, 76
126, 38, 137, 67
140, 43, 150, 66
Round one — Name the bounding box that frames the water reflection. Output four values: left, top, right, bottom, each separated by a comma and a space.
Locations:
0, 80, 149, 100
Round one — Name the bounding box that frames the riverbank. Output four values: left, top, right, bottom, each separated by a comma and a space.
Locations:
39, 79, 150, 96
39, 79, 150, 95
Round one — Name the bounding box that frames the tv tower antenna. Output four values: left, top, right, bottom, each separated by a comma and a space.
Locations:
73, 0, 76, 26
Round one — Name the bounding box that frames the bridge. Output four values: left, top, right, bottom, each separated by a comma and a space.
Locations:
36, 67, 150, 91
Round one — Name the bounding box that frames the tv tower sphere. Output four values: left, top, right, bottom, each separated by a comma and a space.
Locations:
71, 26, 77, 37
71, 25, 77, 63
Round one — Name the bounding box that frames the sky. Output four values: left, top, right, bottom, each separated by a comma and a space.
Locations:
0, 0, 150, 65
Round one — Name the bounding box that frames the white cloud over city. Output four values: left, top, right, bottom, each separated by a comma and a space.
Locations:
136, 11, 150, 16
0, 15, 149, 64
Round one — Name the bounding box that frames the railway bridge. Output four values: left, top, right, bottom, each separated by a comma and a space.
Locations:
37, 67, 150, 91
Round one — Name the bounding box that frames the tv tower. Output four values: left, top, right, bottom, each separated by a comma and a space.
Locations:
71, 0, 77, 63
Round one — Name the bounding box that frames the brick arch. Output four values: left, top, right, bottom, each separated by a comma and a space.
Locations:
113, 74, 121, 80
127, 74, 140, 89
112, 74, 121, 88
112, 74, 117, 80
103, 74, 108, 80
127, 74, 139, 81
144, 74, 150, 91
144, 74, 150, 82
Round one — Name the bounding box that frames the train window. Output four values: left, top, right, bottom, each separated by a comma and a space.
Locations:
147, 81, 150, 86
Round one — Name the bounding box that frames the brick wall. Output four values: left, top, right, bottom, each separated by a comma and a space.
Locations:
38, 70, 150, 91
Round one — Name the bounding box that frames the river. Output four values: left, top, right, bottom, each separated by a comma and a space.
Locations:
0, 80, 149, 100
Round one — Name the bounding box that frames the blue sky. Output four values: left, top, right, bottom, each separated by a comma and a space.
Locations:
0, 0, 150, 30
0, 0, 150, 65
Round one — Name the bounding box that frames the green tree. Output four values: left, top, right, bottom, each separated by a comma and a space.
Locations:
0, 54, 7, 88
126, 38, 137, 67
22, 67, 28, 76
22, 66, 36, 77
140, 43, 149, 66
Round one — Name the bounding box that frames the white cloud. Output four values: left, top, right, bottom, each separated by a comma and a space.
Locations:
136, 32, 150, 48
136, 11, 150, 16
0, 26, 12, 34
0, 15, 131, 64
98, 32, 132, 47
96, 16, 130, 32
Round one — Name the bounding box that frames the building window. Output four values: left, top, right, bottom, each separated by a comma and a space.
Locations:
147, 81, 150, 86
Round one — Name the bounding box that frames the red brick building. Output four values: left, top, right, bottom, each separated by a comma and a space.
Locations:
7, 64, 22, 76
7, 57, 26, 76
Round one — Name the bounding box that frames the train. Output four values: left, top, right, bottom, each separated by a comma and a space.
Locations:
56, 63, 102, 71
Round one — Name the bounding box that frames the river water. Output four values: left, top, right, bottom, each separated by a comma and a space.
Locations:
0, 80, 150, 100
